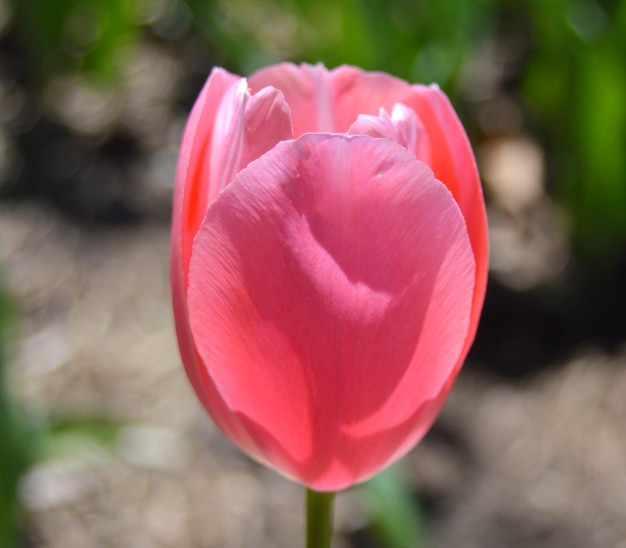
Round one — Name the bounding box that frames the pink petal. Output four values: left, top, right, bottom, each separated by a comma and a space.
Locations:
400, 85, 489, 363
238, 87, 294, 170
187, 134, 475, 490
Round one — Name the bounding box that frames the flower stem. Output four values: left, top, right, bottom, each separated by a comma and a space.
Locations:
306, 488, 336, 548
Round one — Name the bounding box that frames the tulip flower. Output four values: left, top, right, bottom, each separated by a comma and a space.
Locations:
171, 64, 487, 508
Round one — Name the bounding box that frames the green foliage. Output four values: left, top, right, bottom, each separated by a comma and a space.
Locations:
37, 416, 123, 461
11, 0, 138, 84
0, 283, 124, 546
362, 464, 426, 548
524, 0, 626, 271
183, 0, 496, 90
0, 288, 32, 548
0, 281, 122, 547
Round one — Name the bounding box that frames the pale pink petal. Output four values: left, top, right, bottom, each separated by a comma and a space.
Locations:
400, 85, 488, 364
348, 103, 431, 162
208, 81, 293, 204
238, 86, 293, 169
208, 79, 250, 198
249, 62, 334, 135
187, 134, 475, 490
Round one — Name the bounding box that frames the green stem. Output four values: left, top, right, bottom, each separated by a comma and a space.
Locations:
306, 488, 336, 548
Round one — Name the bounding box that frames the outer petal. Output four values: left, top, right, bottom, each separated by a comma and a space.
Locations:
187, 134, 475, 490
171, 67, 291, 457
400, 85, 488, 367
171, 68, 244, 444
174, 67, 240, 289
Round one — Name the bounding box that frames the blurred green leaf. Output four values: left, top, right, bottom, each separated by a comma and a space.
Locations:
11, 0, 138, 84
0, 286, 33, 548
362, 464, 426, 548
571, 45, 626, 266
37, 416, 123, 461
525, 0, 626, 271
0, 281, 123, 546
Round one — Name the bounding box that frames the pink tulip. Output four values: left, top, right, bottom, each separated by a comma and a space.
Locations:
171, 63, 487, 492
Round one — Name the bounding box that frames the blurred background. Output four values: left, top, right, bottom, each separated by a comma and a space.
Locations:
1, 0, 625, 546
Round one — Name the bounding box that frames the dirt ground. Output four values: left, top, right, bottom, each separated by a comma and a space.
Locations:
2, 199, 625, 548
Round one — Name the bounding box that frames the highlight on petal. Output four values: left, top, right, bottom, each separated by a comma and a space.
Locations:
348, 103, 431, 162
208, 80, 293, 204
173, 67, 240, 288
238, 86, 294, 170
187, 134, 475, 490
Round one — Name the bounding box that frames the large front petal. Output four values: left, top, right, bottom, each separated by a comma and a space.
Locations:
187, 134, 476, 490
